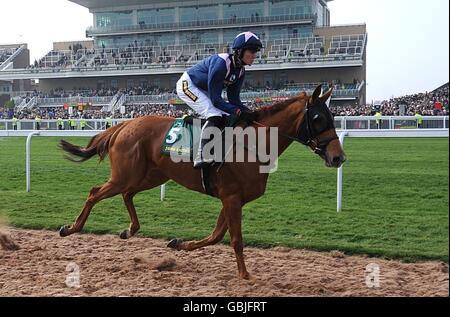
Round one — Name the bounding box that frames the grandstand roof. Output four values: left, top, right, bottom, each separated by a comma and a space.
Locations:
70, 0, 333, 10
70, 0, 172, 9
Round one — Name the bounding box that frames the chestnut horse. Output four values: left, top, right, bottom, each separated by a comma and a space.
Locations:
59, 85, 346, 279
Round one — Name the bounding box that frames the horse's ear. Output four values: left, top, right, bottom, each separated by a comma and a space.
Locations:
311, 85, 322, 104
320, 87, 333, 105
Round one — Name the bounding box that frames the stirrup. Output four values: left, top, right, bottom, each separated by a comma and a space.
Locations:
193, 158, 214, 169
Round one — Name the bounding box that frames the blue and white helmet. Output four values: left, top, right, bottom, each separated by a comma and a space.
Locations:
232, 32, 263, 51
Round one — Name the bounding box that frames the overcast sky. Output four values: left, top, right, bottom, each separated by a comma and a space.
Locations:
0, 0, 448, 101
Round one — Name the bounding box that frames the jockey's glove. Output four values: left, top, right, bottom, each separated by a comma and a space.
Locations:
235, 108, 257, 124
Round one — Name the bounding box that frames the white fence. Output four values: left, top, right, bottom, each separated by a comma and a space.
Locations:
0, 116, 448, 131
0, 129, 448, 211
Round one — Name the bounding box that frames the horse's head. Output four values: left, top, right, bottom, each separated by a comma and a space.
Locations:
297, 85, 346, 168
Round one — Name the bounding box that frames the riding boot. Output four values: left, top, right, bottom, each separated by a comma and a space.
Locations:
193, 116, 224, 169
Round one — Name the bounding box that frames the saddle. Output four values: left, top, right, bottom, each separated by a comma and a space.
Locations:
161, 115, 241, 196
161, 115, 239, 161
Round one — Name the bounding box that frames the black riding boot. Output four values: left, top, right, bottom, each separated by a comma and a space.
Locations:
193, 116, 224, 169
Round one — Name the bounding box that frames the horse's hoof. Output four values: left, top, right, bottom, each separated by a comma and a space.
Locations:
59, 225, 69, 237
119, 230, 130, 240
240, 272, 252, 280
167, 238, 182, 249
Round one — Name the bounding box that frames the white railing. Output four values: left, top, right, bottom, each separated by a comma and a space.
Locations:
0, 117, 448, 131
112, 94, 127, 113
24, 96, 38, 109
0, 45, 25, 71
16, 98, 27, 111
102, 93, 120, 112
125, 94, 175, 103
334, 116, 449, 130
36, 96, 113, 106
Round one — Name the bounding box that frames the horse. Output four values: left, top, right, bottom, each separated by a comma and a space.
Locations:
59, 85, 346, 280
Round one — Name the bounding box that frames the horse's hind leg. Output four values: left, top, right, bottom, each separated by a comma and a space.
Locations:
119, 192, 139, 239
60, 181, 122, 237
119, 174, 169, 240
168, 208, 227, 251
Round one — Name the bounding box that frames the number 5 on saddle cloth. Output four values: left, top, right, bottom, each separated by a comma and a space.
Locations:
161, 115, 240, 163
161, 115, 241, 196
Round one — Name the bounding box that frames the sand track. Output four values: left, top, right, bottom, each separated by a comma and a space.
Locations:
0, 228, 447, 297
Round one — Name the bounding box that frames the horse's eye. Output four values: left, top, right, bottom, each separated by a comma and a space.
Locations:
312, 114, 327, 132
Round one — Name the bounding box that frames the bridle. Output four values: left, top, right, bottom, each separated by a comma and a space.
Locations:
253, 99, 338, 156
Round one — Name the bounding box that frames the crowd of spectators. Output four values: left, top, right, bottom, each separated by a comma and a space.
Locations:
17, 86, 176, 99
2, 84, 448, 120
330, 84, 449, 117
0, 103, 190, 120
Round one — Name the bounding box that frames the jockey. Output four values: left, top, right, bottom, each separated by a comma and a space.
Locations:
176, 31, 262, 169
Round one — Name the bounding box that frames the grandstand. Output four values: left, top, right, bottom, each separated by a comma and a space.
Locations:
0, 0, 368, 114
0, 44, 31, 106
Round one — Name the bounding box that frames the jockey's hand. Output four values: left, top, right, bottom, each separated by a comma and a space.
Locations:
235, 108, 257, 124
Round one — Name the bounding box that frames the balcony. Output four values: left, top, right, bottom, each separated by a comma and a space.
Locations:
87, 14, 317, 37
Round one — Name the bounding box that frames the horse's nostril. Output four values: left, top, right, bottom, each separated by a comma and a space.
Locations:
332, 156, 341, 164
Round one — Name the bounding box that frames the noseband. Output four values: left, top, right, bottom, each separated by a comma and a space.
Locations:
296, 101, 339, 155
253, 98, 338, 155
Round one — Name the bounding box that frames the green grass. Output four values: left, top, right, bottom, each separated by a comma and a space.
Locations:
0, 136, 448, 262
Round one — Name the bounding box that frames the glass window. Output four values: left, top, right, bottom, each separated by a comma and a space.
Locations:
96, 33, 176, 49
179, 5, 218, 23
264, 73, 273, 86
268, 25, 312, 40
97, 80, 105, 89
137, 8, 175, 25
140, 79, 149, 88
223, 2, 264, 21
96, 11, 133, 28
110, 36, 138, 48
223, 27, 265, 44
269, 0, 313, 17
223, 29, 245, 44
270, 26, 289, 39
127, 79, 135, 89
153, 78, 160, 88
316, 2, 324, 26
179, 31, 218, 44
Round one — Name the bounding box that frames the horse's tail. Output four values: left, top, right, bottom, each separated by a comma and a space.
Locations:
59, 123, 124, 163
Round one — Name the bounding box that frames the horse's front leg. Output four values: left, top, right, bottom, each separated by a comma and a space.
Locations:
167, 208, 227, 251
223, 195, 250, 280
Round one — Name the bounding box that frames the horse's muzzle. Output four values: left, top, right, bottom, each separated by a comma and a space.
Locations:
327, 154, 346, 168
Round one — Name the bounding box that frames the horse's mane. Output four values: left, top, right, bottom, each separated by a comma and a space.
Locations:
254, 95, 305, 119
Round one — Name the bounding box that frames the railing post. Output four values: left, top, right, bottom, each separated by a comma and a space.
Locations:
160, 184, 166, 201
26, 131, 41, 192
337, 131, 348, 212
